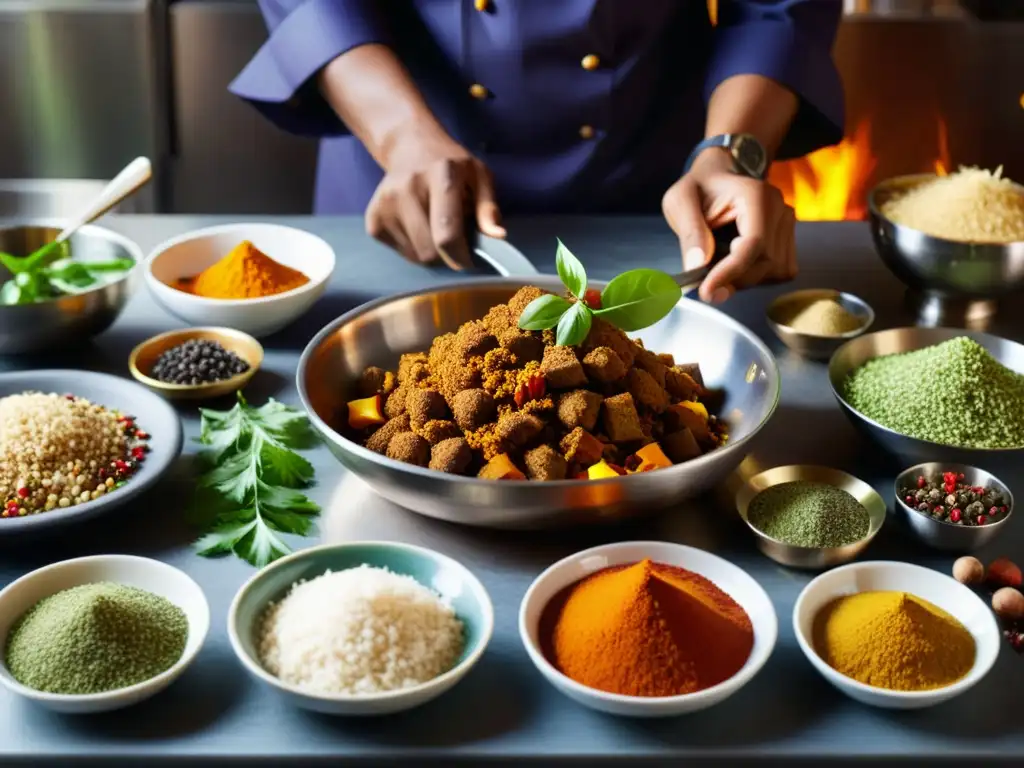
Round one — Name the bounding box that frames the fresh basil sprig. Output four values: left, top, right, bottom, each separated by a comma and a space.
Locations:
0, 251, 134, 306
518, 239, 682, 346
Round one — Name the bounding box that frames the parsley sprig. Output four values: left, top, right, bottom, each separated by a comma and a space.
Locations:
190, 394, 320, 567
518, 239, 682, 346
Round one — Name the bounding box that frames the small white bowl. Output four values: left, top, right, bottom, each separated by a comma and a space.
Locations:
793, 560, 1000, 709
228, 541, 494, 716
144, 223, 336, 338
0, 555, 209, 714
518, 541, 777, 717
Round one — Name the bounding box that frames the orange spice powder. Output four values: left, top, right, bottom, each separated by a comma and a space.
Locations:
176, 240, 309, 299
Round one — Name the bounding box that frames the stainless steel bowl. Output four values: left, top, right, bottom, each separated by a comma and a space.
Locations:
297, 236, 780, 529
894, 462, 1013, 553
828, 327, 1024, 474
868, 174, 1024, 299
734, 465, 886, 570
765, 288, 874, 361
0, 222, 141, 354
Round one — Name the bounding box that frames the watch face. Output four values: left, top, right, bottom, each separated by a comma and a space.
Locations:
734, 135, 767, 178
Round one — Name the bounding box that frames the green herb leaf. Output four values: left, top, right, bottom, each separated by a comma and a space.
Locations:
595, 268, 682, 332
81, 258, 135, 273
0, 253, 24, 276
191, 393, 320, 568
44, 262, 95, 290
0, 281, 21, 305
555, 239, 587, 299
518, 294, 573, 331
555, 300, 593, 346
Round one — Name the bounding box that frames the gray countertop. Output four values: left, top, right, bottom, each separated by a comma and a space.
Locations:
1, 216, 1022, 765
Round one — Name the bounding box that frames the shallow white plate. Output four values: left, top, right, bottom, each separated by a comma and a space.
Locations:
0, 555, 209, 713
793, 560, 1000, 709
518, 540, 778, 717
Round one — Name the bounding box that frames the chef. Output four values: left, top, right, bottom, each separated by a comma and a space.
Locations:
230, 0, 844, 303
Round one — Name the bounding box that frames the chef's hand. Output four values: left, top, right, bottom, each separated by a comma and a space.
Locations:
365, 132, 506, 270
662, 147, 796, 304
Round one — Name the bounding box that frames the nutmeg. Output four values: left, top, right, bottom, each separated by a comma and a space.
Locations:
952, 556, 985, 587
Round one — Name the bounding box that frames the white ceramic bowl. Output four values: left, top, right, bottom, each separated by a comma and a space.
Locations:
144, 223, 336, 338
518, 541, 778, 717
0, 555, 209, 714
793, 560, 1000, 709
228, 541, 494, 716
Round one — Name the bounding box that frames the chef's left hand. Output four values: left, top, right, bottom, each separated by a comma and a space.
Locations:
661, 148, 796, 304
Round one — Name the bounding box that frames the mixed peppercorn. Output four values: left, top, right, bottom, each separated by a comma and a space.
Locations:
899, 470, 1009, 526
150, 339, 250, 386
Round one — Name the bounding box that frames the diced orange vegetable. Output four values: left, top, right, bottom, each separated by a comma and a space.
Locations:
588, 459, 624, 480
479, 453, 526, 480
634, 442, 673, 470
677, 400, 708, 421
347, 394, 386, 429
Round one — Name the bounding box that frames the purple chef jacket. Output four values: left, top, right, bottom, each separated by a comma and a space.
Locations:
230, 0, 844, 215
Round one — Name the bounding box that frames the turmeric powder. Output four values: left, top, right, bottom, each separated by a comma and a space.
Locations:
178, 240, 309, 299
540, 559, 754, 697
812, 591, 974, 691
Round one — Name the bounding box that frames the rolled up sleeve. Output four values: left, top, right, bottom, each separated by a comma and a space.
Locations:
704, 0, 845, 159
229, 0, 391, 137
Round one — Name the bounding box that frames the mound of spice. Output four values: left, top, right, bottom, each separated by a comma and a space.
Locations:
540, 559, 754, 697
899, 470, 1009, 526
5, 582, 188, 694
843, 336, 1024, 449
0, 392, 149, 518
813, 590, 974, 691
175, 240, 309, 299
258, 565, 464, 695
747, 481, 870, 548
150, 338, 250, 385
777, 297, 864, 336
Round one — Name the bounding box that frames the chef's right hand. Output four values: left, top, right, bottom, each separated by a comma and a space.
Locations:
365, 133, 506, 270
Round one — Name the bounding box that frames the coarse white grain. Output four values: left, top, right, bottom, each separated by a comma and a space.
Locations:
257, 565, 464, 695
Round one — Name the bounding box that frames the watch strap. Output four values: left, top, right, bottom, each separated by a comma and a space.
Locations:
684, 135, 733, 176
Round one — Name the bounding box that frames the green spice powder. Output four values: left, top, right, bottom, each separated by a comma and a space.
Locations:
748, 481, 870, 548
5, 582, 188, 695
843, 337, 1024, 449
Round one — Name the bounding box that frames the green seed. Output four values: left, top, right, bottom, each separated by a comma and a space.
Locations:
748, 480, 870, 548
4, 582, 188, 695
843, 337, 1024, 449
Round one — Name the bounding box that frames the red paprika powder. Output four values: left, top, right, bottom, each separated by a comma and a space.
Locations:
539, 559, 754, 697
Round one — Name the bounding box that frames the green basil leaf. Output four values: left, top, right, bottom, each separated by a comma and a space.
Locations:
44, 261, 95, 287
21, 240, 69, 272
555, 238, 587, 299
555, 301, 592, 347
83, 258, 134, 273
0, 252, 25, 276
518, 293, 572, 330
0, 280, 21, 305
595, 268, 682, 332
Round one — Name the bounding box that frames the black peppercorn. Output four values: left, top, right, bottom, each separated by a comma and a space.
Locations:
150, 339, 250, 385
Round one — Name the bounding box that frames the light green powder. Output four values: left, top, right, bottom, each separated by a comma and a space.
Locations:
843, 337, 1024, 449
748, 481, 870, 548
5, 582, 188, 695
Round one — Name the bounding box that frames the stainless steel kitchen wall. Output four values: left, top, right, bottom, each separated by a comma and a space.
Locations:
0, 0, 163, 214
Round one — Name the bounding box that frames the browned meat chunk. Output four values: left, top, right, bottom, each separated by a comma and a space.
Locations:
365, 414, 411, 454
483, 303, 514, 337
507, 286, 547, 318
675, 362, 704, 388
406, 388, 448, 430
583, 317, 636, 368
384, 386, 408, 419
358, 366, 396, 398
451, 388, 497, 432
634, 347, 668, 388
524, 444, 567, 481
663, 428, 703, 463
582, 346, 628, 383
557, 390, 603, 431
602, 393, 644, 443
429, 437, 473, 474
540, 345, 587, 389
665, 367, 703, 401
496, 412, 545, 447
456, 320, 498, 359
397, 352, 430, 385
665, 403, 711, 444
657, 353, 675, 367
499, 328, 545, 363
386, 432, 430, 466
626, 368, 670, 413
419, 419, 463, 445
560, 427, 604, 467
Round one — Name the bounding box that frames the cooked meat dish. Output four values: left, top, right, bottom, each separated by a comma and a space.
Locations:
345, 286, 726, 481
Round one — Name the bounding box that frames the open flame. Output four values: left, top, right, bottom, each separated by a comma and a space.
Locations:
768, 118, 952, 220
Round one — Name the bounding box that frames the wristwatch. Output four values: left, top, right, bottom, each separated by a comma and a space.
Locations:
684, 134, 767, 180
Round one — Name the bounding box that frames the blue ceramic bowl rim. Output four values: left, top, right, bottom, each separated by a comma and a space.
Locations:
227, 541, 495, 702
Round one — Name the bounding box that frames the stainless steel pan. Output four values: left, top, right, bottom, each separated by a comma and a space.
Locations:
297, 234, 780, 529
